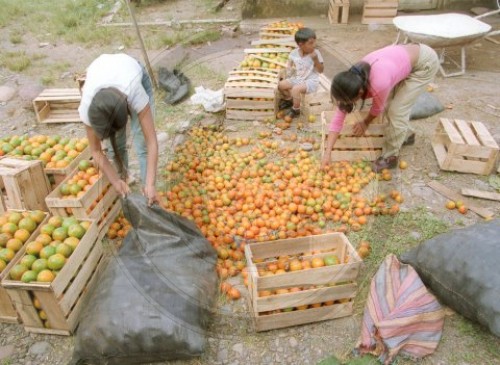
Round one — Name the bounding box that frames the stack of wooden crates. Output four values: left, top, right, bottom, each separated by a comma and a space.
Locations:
0, 148, 120, 335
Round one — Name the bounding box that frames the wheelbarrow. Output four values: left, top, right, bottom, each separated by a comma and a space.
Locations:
393, 9, 500, 77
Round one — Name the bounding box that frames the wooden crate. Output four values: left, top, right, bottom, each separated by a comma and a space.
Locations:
33, 88, 82, 124
224, 70, 279, 121
243, 48, 290, 71
2, 219, 103, 335
321, 110, 385, 161
244, 233, 362, 332
328, 0, 350, 24
45, 169, 119, 231
301, 74, 333, 122
45, 146, 92, 188
0, 158, 51, 213
362, 1, 399, 25
0, 210, 49, 323
431, 118, 499, 175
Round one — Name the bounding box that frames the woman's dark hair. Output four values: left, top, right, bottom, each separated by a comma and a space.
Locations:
331, 62, 371, 113
88, 87, 129, 178
295, 27, 316, 44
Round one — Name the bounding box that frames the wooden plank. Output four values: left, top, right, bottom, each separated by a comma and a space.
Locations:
252, 55, 287, 68
455, 119, 480, 146
59, 241, 103, 315
226, 99, 275, 109
440, 118, 464, 144
7, 289, 43, 328
331, 150, 382, 162
51, 220, 98, 296
461, 188, 500, 202
256, 283, 357, 312
0, 286, 18, 323
334, 136, 384, 149
427, 180, 494, 219
224, 88, 276, 99
471, 121, 499, 149
255, 302, 352, 331
226, 110, 275, 121
35, 291, 70, 331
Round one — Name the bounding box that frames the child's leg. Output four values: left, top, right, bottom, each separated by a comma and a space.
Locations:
290, 83, 307, 109
278, 80, 293, 100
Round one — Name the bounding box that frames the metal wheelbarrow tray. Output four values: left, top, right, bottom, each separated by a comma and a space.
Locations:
393, 11, 500, 77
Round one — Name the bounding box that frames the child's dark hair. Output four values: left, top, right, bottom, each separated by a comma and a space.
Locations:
331, 62, 371, 113
295, 27, 316, 44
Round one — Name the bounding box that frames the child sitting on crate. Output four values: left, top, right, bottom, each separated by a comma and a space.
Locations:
278, 27, 324, 119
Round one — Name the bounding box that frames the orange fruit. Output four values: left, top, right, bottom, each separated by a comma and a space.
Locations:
18, 217, 37, 233
68, 224, 86, 239
8, 212, 23, 225
52, 227, 68, 241
48, 216, 63, 228
36, 233, 52, 247
311, 257, 325, 268
31, 258, 48, 273
2, 223, 18, 235
9, 264, 28, 280
36, 269, 55, 283
63, 237, 80, 251
25, 241, 43, 256
30, 210, 46, 224
39, 246, 56, 260
40, 224, 55, 236
47, 254, 66, 270
445, 201, 456, 210
6, 238, 23, 252
0, 248, 15, 263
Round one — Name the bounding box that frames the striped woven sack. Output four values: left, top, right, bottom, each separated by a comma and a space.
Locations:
355, 254, 445, 364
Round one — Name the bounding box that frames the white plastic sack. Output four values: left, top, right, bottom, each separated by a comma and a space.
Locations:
190, 86, 225, 112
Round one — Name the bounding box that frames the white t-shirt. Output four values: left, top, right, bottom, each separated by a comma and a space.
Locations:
287, 48, 324, 82
79, 54, 149, 126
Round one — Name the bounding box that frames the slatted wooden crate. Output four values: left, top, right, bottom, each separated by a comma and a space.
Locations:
45, 169, 120, 232
362, 1, 399, 25
302, 74, 333, 123
431, 118, 499, 175
224, 70, 279, 121
45, 146, 92, 188
328, 0, 350, 24
2, 219, 103, 335
0, 210, 49, 323
0, 158, 51, 213
33, 88, 82, 123
321, 110, 385, 161
244, 233, 362, 332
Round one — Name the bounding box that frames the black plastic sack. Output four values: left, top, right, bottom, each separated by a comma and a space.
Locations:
410, 92, 444, 120
71, 194, 217, 365
158, 67, 191, 105
400, 219, 500, 337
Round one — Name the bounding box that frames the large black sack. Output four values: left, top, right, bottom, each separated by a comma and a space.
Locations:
409, 92, 444, 120
71, 194, 217, 364
400, 219, 500, 337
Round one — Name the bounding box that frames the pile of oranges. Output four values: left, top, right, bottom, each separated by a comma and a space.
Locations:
106, 212, 131, 241
159, 127, 402, 290
6, 216, 89, 283
0, 134, 88, 169
59, 160, 100, 199
0, 210, 47, 275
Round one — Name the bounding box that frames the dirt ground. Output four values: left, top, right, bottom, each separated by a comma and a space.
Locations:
1, 1, 500, 365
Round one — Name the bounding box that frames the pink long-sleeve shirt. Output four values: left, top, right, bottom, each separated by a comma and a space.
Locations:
329, 45, 412, 133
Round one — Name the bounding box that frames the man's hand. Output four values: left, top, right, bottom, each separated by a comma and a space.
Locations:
143, 184, 159, 207
353, 121, 368, 137
112, 179, 131, 198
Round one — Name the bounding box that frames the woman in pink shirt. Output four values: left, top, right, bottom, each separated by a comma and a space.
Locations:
321, 44, 439, 172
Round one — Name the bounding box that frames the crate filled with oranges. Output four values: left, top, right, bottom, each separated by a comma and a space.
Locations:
321, 110, 386, 162
244, 232, 362, 331
45, 159, 120, 232
259, 20, 303, 39
1, 216, 103, 335
0, 134, 91, 187
0, 210, 48, 323
224, 70, 280, 122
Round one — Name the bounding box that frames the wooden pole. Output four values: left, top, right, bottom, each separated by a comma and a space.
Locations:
125, 0, 158, 89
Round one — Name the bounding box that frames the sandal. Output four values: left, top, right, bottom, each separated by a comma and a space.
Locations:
372, 156, 398, 173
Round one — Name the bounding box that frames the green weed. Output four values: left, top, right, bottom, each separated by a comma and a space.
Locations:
0, 51, 31, 72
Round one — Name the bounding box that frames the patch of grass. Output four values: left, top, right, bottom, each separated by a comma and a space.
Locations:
0, 51, 31, 72
40, 72, 55, 86
9, 31, 22, 44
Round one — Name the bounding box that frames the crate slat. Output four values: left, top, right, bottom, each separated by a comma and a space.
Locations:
6, 289, 44, 327
256, 283, 357, 312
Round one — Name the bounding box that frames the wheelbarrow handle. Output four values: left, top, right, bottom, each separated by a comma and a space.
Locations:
474, 8, 500, 20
